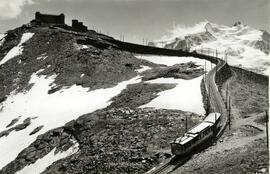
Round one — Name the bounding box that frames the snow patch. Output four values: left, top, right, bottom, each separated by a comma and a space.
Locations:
0, 33, 34, 65
37, 54, 48, 60
139, 76, 205, 115
0, 71, 141, 169
16, 141, 79, 174
74, 43, 89, 50
81, 45, 89, 49
136, 55, 213, 115
135, 65, 152, 73
80, 73, 85, 78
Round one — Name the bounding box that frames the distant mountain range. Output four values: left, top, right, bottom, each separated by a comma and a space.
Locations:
149, 22, 270, 75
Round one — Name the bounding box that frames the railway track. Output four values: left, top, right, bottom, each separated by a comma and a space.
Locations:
205, 59, 229, 137
147, 161, 171, 174
146, 57, 230, 174
147, 156, 191, 174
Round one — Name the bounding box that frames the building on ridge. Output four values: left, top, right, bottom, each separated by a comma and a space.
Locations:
72, 19, 88, 32
34, 12, 65, 25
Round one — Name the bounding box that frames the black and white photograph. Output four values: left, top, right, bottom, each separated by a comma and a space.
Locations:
0, 0, 269, 173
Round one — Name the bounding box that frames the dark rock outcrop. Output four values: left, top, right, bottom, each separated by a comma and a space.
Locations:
0, 117, 32, 138
6, 116, 21, 128
29, 125, 44, 135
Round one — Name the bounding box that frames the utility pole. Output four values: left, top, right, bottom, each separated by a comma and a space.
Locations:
266, 110, 269, 148
208, 84, 211, 99
204, 65, 206, 80
208, 84, 211, 113
216, 48, 218, 58
215, 65, 217, 76
203, 65, 205, 81
228, 96, 231, 130
226, 84, 229, 109
185, 115, 188, 132
205, 60, 207, 74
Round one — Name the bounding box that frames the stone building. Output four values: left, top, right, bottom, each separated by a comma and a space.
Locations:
35, 12, 65, 25
72, 19, 88, 32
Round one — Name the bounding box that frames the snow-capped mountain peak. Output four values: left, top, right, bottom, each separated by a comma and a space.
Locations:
151, 22, 269, 75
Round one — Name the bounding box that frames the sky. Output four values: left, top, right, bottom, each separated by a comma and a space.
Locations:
0, 0, 269, 43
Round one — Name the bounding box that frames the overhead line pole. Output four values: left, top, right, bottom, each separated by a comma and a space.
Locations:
228, 96, 231, 130
266, 110, 269, 148
185, 115, 188, 132
226, 84, 229, 109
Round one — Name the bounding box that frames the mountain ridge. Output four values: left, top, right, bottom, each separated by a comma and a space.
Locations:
150, 22, 270, 75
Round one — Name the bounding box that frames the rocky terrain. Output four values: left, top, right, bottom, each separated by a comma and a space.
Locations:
42, 108, 201, 174
0, 25, 154, 97
142, 62, 203, 81
0, 22, 207, 173
170, 66, 269, 174
0, 18, 268, 174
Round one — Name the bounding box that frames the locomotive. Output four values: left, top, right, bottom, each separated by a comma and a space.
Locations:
170, 112, 221, 156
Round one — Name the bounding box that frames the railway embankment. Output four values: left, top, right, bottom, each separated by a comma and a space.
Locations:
215, 63, 232, 91
171, 65, 269, 174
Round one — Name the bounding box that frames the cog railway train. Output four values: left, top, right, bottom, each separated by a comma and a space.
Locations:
170, 112, 221, 156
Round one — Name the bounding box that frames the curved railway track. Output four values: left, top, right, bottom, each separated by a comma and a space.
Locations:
205, 59, 228, 138
146, 56, 229, 174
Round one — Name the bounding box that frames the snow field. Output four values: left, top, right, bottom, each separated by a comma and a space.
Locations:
0, 33, 34, 65
136, 55, 212, 115
0, 70, 141, 169
157, 22, 269, 75
16, 140, 79, 174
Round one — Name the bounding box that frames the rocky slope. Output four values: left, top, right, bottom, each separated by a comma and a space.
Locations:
171, 66, 269, 174
1, 19, 268, 174
0, 22, 206, 174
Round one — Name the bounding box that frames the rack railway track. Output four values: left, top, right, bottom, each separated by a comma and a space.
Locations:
146, 57, 229, 174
